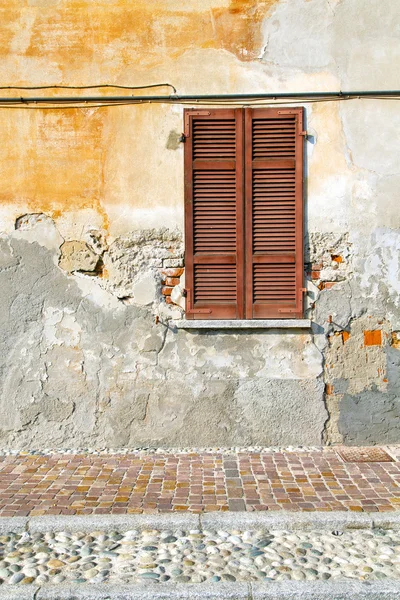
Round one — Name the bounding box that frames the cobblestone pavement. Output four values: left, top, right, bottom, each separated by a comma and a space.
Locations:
0, 448, 399, 517
1, 527, 400, 586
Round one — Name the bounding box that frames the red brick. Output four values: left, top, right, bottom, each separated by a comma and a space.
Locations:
165, 277, 180, 286
364, 330, 382, 346
162, 268, 184, 278
325, 282, 337, 289
162, 286, 173, 296
342, 331, 350, 343
311, 271, 320, 280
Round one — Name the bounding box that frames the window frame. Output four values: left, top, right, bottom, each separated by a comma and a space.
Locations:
183, 106, 305, 321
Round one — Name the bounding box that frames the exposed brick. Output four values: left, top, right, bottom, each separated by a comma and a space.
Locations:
165, 297, 173, 304
341, 331, 350, 343
364, 330, 382, 347
311, 271, 320, 280
331, 255, 343, 263
325, 384, 334, 395
391, 332, 400, 349
162, 286, 173, 296
165, 277, 180, 286
325, 282, 337, 289
162, 267, 184, 278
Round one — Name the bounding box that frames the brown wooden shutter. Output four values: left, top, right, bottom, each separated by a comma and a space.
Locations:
244, 107, 304, 319
184, 108, 244, 319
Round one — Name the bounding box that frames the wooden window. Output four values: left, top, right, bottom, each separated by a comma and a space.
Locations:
184, 107, 304, 320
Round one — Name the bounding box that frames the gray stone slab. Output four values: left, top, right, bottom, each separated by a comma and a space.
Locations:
31, 582, 400, 600
252, 581, 400, 599
174, 319, 311, 329
0, 517, 28, 534
28, 513, 200, 534
36, 583, 251, 600
23, 511, 394, 536
0, 587, 39, 600
200, 510, 374, 532
1, 511, 394, 537
373, 512, 400, 530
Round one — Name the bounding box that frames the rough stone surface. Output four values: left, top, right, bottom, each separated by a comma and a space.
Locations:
1, 527, 400, 588
59, 241, 99, 273
0, 237, 325, 448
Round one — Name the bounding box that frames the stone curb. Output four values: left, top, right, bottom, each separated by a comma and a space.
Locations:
200, 511, 377, 531
0, 517, 28, 535
251, 581, 400, 599
27, 513, 201, 534
1, 511, 400, 534
4, 511, 400, 534
1, 582, 400, 600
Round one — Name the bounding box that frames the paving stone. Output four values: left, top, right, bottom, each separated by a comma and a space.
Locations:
0, 447, 399, 516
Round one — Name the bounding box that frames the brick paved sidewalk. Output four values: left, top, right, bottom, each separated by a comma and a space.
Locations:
0, 448, 399, 517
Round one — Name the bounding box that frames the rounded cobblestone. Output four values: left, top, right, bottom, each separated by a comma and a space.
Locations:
0, 528, 400, 585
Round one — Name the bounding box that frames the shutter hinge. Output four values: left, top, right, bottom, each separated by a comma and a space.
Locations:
185, 289, 212, 314
301, 287, 307, 293
186, 110, 211, 116
179, 133, 186, 143
300, 131, 308, 137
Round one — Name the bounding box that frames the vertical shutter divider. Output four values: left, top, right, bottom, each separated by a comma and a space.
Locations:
244, 107, 253, 319
236, 108, 245, 319
295, 108, 305, 316
184, 110, 195, 319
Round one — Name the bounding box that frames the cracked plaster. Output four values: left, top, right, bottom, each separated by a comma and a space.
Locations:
0, 233, 326, 448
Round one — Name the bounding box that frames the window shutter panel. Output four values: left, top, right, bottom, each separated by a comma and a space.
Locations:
245, 107, 304, 319
184, 109, 244, 319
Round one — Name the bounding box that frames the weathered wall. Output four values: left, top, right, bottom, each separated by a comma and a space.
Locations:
0, 0, 399, 447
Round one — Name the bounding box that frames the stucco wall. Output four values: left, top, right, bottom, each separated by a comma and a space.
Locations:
0, 0, 399, 447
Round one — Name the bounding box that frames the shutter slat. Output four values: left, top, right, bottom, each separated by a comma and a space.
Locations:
252, 117, 296, 160
193, 119, 236, 161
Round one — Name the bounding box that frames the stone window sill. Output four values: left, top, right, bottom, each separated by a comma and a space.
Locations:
174, 319, 311, 329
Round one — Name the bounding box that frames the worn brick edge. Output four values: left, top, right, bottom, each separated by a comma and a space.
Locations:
2, 511, 400, 535
1, 581, 400, 600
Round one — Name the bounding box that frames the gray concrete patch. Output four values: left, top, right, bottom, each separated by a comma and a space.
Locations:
338, 390, 400, 445
234, 378, 326, 446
